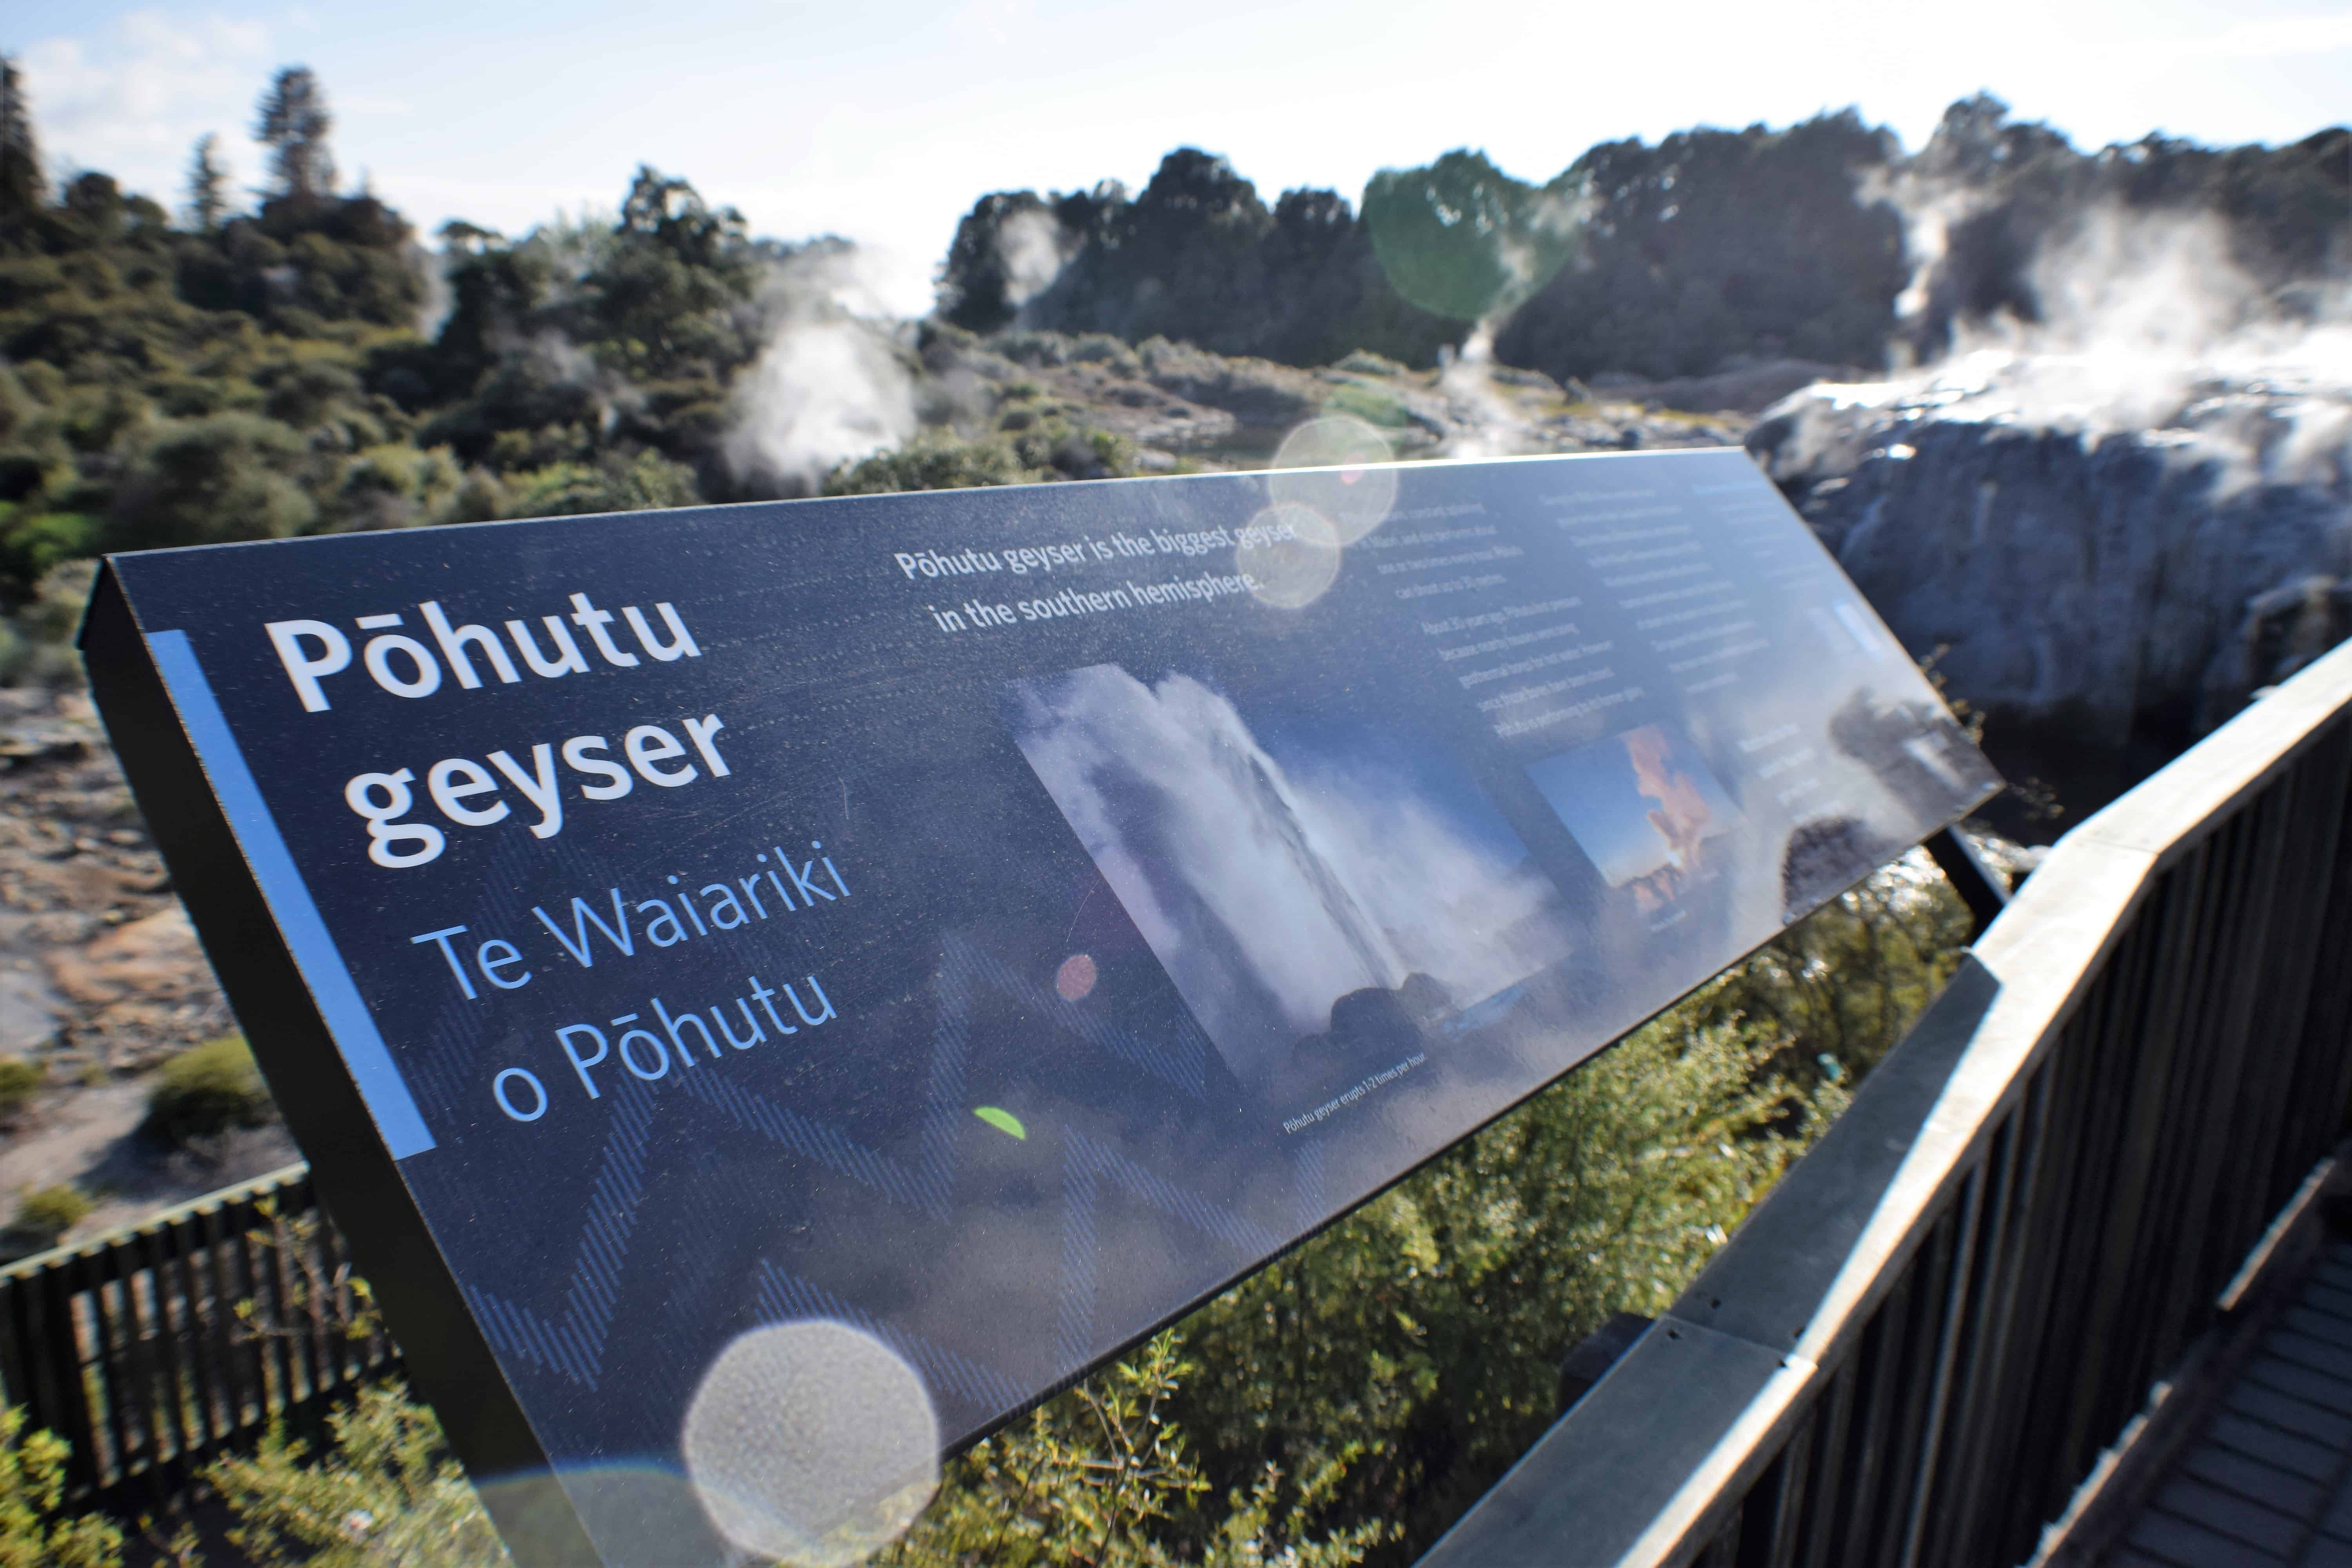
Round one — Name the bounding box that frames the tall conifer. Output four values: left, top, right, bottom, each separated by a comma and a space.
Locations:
184, 132, 230, 230
254, 66, 334, 204
0, 56, 42, 222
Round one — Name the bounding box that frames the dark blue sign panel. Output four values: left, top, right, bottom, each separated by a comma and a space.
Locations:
83, 450, 1997, 1564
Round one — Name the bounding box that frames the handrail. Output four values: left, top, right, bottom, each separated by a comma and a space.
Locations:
0, 1163, 309, 1283
1423, 638, 2352, 1566
0, 1159, 392, 1513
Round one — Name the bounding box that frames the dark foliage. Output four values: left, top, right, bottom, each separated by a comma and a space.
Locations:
1361, 149, 1580, 325
0, 58, 38, 225
183, 133, 229, 233
939, 149, 1467, 368
392, 165, 771, 492
1494, 111, 1911, 381
1895, 94, 2352, 358
0, 62, 772, 598
0, 65, 2339, 625
254, 66, 335, 206
942, 103, 2349, 387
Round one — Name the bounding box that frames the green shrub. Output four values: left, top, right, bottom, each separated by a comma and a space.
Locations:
882, 1331, 1383, 1567
0, 1405, 121, 1568
330, 442, 463, 531
102, 413, 316, 551
0, 1062, 40, 1120
826, 435, 1051, 495
826, 422, 1137, 497
897, 856, 1965, 1563
31, 856, 1965, 1564
506, 450, 701, 518
0, 561, 96, 688
0, 511, 94, 603
145, 1034, 277, 1145
207, 1381, 508, 1568
12, 1186, 90, 1246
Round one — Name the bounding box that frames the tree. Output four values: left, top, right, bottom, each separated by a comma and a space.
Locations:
254, 66, 334, 204
577, 166, 757, 379
1493, 111, 1910, 381
0, 56, 41, 223
1362, 151, 1582, 326
937, 191, 1062, 332
183, 132, 229, 231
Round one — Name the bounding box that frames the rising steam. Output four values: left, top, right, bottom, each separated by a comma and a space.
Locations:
1755, 148, 2352, 743
724, 243, 920, 496
1777, 187, 2352, 502
995, 207, 1074, 316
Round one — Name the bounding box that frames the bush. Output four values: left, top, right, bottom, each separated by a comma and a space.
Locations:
0, 1062, 39, 1120
826, 434, 1051, 495
103, 414, 316, 551
0, 510, 94, 604
145, 1034, 277, 1145
882, 1332, 1383, 1567
826, 422, 1136, 497
207, 1381, 508, 1568
32, 857, 1965, 1564
12, 1186, 90, 1246
898, 857, 1968, 1563
0, 561, 95, 688
200, 1348, 1373, 1568
505, 450, 701, 518
330, 443, 463, 531
0, 1405, 121, 1567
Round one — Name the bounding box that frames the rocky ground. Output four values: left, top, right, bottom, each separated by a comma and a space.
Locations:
0, 687, 296, 1258
1748, 347, 2352, 745
924, 328, 1753, 468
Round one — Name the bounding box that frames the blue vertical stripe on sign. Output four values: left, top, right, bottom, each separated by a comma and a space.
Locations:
144, 629, 436, 1159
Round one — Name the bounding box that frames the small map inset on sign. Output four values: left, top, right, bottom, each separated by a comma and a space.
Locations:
1528, 721, 1740, 915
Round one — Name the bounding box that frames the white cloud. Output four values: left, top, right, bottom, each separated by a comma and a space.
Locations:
20, 11, 272, 204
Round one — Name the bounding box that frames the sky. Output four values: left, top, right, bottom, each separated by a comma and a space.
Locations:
11, 0, 2351, 316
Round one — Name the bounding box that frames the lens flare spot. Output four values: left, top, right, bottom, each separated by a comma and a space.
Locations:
1238, 503, 1342, 609
1055, 953, 1098, 1000
1269, 416, 1399, 544
682, 1321, 939, 1566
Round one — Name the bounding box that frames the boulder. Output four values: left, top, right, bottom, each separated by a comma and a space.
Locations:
1749, 363, 2352, 741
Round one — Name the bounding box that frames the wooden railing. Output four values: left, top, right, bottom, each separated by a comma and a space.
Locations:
0, 1162, 393, 1513
1422, 641, 2352, 1565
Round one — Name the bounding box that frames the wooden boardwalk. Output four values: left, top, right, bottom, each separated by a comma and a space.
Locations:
2112, 1239, 2352, 1568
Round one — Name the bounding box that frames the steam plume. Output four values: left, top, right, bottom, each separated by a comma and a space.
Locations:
724, 241, 918, 496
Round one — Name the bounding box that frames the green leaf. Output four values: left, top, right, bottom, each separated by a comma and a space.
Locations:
973, 1105, 1027, 1141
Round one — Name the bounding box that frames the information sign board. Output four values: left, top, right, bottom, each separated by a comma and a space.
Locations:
81, 448, 1998, 1564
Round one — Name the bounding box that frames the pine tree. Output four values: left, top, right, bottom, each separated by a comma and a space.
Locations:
0, 56, 42, 222
183, 132, 229, 230
253, 65, 333, 204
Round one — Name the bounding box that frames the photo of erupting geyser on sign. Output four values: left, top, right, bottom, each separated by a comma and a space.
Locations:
1003, 664, 1576, 1103
1528, 722, 1742, 918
